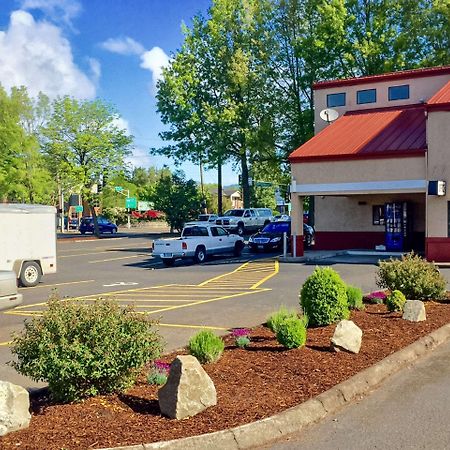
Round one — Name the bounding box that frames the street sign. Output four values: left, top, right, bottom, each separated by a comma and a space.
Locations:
115, 186, 124, 193
125, 197, 137, 209
256, 181, 272, 188
75, 205, 83, 213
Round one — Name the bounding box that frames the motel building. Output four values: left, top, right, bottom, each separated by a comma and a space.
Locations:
288, 65, 450, 261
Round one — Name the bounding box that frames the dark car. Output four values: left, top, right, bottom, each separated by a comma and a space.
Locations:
248, 221, 315, 252
79, 216, 118, 235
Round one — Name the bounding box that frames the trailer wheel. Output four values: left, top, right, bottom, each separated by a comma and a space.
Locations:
19, 261, 42, 287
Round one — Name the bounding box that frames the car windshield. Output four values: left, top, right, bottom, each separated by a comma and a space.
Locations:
262, 222, 290, 233
81, 218, 93, 225
223, 210, 244, 217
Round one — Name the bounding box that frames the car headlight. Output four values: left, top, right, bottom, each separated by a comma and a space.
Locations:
270, 237, 281, 243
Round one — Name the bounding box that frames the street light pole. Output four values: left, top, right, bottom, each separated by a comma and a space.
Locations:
114, 186, 131, 229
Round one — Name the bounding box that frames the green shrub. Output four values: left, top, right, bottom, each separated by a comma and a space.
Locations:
386, 290, 407, 312
266, 306, 298, 334
9, 297, 163, 403
346, 285, 365, 310
276, 315, 308, 349
377, 252, 446, 301
300, 267, 350, 326
188, 330, 224, 364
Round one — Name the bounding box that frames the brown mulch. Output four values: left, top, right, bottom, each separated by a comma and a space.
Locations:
2, 301, 450, 450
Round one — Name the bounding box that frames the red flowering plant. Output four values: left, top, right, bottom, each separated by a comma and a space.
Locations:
147, 360, 171, 385
232, 328, 251, 348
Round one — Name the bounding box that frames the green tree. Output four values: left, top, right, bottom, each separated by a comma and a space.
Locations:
155, 0, 280, 208
149, 171, 202, 232
42, 97, 133, 235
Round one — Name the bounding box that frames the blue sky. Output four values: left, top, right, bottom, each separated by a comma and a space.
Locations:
0, 0, 236, 185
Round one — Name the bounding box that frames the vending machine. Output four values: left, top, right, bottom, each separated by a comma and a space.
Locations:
385, 202, 411, 252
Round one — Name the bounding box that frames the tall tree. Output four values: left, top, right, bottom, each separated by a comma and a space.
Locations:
42, 97, 133, 235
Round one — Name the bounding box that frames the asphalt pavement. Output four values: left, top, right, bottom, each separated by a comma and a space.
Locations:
265, 336, 450, 450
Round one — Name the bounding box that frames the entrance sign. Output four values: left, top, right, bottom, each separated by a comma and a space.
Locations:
125, 197, 137, 209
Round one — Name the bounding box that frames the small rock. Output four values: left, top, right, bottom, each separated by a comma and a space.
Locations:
158, 355, 217, 419
0, 381, 31, 436
331, 320, 363, 354
402, 300, 426, 322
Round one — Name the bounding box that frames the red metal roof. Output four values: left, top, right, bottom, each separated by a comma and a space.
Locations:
289, 107, 426, 163
428, 80, 450, 110
313, 65, 450, 90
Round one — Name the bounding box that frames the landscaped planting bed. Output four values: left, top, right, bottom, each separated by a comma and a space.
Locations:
2, 300, 450, 450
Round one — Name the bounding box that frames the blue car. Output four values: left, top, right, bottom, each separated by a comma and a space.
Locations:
79, 217, 118, 235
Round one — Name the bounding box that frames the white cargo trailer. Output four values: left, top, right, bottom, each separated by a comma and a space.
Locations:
0, 204, 57, 286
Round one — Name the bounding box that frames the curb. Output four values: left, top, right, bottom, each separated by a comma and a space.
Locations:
100, 322, 450, 450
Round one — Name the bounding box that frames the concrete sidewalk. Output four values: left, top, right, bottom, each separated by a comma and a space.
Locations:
266, 337, 450, 450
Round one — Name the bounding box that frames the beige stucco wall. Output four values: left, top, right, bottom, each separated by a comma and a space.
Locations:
291, 156, 426, 187
314, 74, 450, 133
426, 110, 450, 237
314, 194, 425, 233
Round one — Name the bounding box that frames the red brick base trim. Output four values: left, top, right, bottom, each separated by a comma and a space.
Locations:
291, 235, 304, 257
426, 238, 450, 262
314, 232, 385, 251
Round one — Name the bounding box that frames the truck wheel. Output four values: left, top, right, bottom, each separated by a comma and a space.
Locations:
233, 241, 244, 256
162, 258, 175, 267
237, 223, 245, 236
19, 261, 42, 287
305, 234, 312, 249
194, 246, 207, 264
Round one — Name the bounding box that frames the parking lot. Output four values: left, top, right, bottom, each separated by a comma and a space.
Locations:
0, 231, 411, 388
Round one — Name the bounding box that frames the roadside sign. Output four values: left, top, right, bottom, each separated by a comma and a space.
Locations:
137, 201, 154, 211
115, 186, 124, 193
256, 181, 272, 188
75, 205, 83, 213
125, 197, 137, 209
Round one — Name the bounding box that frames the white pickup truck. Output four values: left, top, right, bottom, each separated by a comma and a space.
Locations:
152, 224, 245, 266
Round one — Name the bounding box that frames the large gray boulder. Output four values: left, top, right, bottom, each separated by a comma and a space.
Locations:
158, 355, 217, 419
0, 380, 31, 436
331, 320, 363, 354
402, 300, 426, 322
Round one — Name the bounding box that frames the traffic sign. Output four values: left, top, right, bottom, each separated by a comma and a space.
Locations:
75, 205, 83, 213
137, 201, 153, 211
125, 197, 137, 209
115, 186, 124, 193
255, 181, 272, 188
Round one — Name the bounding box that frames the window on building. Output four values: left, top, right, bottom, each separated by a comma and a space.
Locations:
327, 92, 346, 107
357, 89, 377, 104
373, 205, 385, 226
389, 84, 410, 101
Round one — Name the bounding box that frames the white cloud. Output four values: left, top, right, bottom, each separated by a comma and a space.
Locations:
0, 10, 96, 99
140, 46, 170, 87
19, 0, 82, 26
87, 57, 101, 83
126, 146, 155, 168
112, 117, 131, 134
100, 36, 144, 56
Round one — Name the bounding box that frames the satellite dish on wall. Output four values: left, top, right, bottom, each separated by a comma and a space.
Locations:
319, 108, 339, 124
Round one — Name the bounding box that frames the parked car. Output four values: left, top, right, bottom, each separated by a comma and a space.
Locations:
152, 223, 244, 266
248, 221, 315, 252
0, 271, 23, 311
185, 214, 218, 226
215, 208, 274, 236
64, 217, 79, 229
79, 216, 118, 235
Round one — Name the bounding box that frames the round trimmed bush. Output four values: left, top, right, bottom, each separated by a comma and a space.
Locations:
188, 330, 224, 364
276, 316, 308, 349
300, 267, 350, 326
266, 306, 298, 334
386, 290, 407, 312
9, 297, 163, 403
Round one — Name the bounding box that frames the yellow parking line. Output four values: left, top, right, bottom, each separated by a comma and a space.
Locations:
198, 261, 251, 286
19, 279, 95, 290
89, 254, 151, 263
251, 260, 279, 289
144, 289, 270, 315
